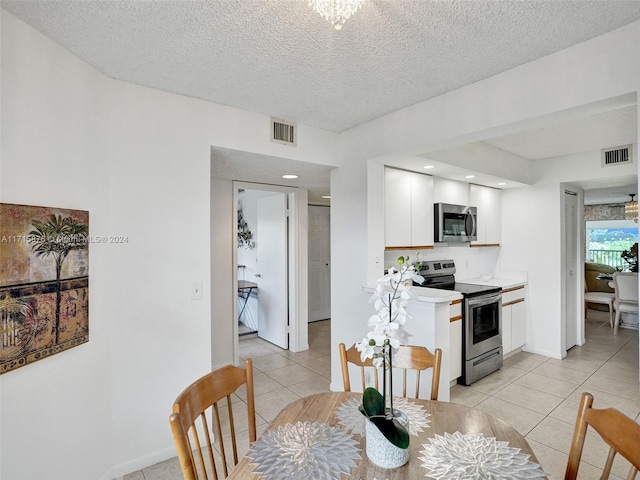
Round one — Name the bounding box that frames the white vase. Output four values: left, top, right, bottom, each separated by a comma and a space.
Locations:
365, 412, 410, 469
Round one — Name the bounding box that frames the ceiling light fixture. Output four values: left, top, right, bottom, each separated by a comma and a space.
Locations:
465, 175, 475, 179
282, 174, 299, 179
308, 0, 363, 30
423, 165, 435, 169
625, 194, 638, 223
322, 195, 331, 199
497, 182, 507, 186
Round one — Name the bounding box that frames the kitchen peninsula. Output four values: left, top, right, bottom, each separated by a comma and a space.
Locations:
361, 283, 461, 401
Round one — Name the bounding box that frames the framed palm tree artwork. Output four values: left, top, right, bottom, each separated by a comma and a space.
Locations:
0, 203, 89, 374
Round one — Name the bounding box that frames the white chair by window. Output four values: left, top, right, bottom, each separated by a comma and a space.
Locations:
612, 272, 638, 335
584, 290, 615, 329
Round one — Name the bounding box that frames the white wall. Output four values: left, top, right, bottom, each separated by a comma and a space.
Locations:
1, 10, 334, 480
1, 11, 115, 480
499, 184, 564, 358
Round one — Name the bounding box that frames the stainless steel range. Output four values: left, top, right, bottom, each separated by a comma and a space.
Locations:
415, 259, 503, 385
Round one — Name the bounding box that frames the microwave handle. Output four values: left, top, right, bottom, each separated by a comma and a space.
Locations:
465, 209, 477, 237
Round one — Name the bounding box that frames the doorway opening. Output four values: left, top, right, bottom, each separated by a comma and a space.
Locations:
308, 205, 331, 323
233, 181, 310, 359
235, 186, 290, 348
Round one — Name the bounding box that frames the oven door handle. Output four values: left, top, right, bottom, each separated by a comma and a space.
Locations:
466, 293, 502, 307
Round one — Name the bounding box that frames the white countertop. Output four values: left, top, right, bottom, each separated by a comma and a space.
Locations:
363, 285, 461, 304
363, 274, 527, 303
412, 286, 462, 303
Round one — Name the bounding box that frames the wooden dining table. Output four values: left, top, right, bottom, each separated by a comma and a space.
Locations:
227, 391, 544, 479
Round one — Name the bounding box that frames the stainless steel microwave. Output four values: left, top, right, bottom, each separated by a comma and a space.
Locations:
434, 203, 477, 242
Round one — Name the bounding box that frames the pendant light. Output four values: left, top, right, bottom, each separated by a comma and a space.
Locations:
625, 194, 638, 223
308, 0, 363, 30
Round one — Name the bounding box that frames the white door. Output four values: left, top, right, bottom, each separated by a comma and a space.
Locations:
308, 205, 331, 321
564, 190, 579, 350
256, 193, 289, 348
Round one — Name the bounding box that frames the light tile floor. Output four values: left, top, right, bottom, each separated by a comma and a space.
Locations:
125, 314, 638, 480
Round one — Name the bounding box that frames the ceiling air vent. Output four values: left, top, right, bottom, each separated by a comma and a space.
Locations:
271, 117, 297, 147
601, 145, 632, 167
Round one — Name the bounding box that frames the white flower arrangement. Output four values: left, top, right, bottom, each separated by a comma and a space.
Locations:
356, 256, 424, 367
354, 256, 424, 449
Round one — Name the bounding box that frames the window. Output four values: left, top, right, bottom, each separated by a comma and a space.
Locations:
586, 220, 638, 269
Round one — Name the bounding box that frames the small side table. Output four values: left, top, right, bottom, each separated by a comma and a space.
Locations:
237, 280, 257, 321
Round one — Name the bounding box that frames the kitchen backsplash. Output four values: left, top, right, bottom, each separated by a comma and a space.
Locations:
383, 245, 501, 281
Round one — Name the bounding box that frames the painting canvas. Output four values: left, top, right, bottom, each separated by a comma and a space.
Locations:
0, 203, 89, 374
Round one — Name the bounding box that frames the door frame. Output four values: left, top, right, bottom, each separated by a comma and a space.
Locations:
232, 181, 309, 363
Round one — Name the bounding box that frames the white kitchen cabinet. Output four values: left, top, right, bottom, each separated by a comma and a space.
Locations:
469, 184, 501, 246
502, 285, 526, 355
384, 167, 434, 248
511, 300, 526, 350
502, 305, 512, 353
449, 299, 462, 383
384, 167, 412, 247
433, 177, 469, 205
410, 172, 434, 247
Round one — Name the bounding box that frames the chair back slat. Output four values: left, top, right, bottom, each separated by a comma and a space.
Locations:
212, 402, 225, 478
191, 417, 207, 480
339, 343, 442, 401
170, 359, 256, 480
402, 369, 407, 397
564, 392, 640, 480
199, 410, 218, 480
226, 397, 239, 466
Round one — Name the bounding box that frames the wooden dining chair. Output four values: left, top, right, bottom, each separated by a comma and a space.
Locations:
169, 359, 256, 480
339, 343, 442, 400
564, 392, 640, 480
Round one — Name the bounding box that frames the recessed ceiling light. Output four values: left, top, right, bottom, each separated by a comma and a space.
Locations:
423, 165, 435, 169
465, 175, 475, 179
281, 174, 299, 179
321, 195, 331, 199
498, 182, 507, 186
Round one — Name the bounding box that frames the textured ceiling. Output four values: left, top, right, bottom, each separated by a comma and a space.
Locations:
3, 0, 640, 133
2, 0, 639, 202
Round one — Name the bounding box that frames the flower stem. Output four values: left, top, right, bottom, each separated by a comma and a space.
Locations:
389, 343, 394, 417
388, 299, 394, 417
382, 346, 386, 404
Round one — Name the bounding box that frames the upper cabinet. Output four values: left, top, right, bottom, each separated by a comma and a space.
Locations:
433, 177, 470, 205
384, 167, 434, 248
469, 184, 501, 246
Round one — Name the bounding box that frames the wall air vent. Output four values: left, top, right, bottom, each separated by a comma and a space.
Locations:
601, 145, 632, 167
271, 117, 297, 147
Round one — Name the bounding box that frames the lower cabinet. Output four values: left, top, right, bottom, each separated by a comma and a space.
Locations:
502, 285, 526, 356
449, 299, 462, 382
